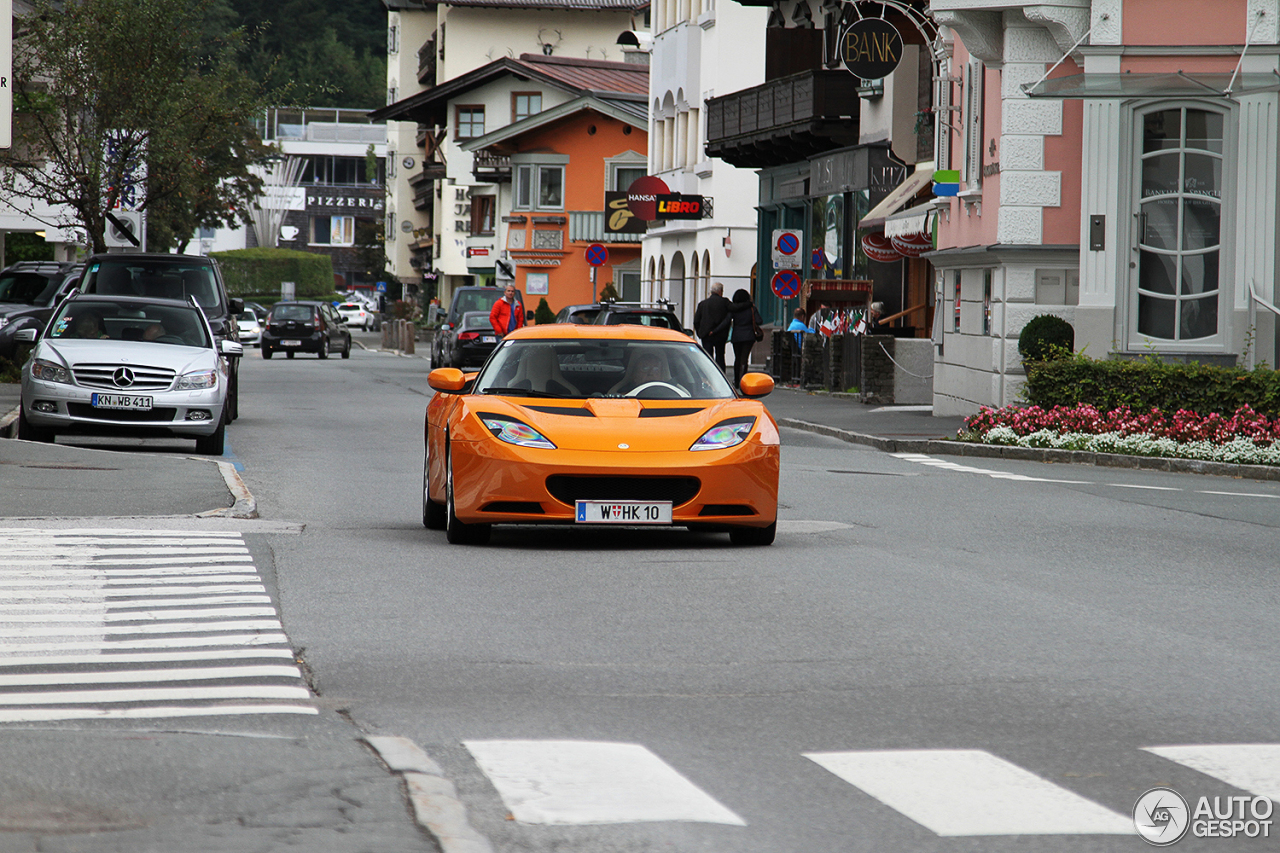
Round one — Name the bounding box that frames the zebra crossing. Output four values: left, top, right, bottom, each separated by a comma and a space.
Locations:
0, 527, 316, 722
461, 739, 1280, 836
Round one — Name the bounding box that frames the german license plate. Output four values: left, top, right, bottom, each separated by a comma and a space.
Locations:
91, 393, 153, 411
575, 500, 672, 524
282, 339, 302, 347
481, 336, 496, 343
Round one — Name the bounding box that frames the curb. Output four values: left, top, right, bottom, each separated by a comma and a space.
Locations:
0, 405, 17, 439
197, 459, 259, 519
363, 736, 493, 853
775, 417, 1280, 483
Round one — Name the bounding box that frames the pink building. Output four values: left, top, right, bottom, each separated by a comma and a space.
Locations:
930, 0, 1280, 414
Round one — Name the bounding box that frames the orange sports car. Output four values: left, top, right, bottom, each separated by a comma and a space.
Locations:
422, 324, 780, 545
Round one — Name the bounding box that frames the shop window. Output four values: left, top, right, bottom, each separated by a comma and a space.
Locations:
313, 215, 355, 246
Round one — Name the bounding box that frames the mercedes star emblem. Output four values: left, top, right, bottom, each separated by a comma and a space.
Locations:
112, 367, 136, 388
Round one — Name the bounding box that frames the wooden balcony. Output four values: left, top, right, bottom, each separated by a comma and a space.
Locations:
705, 70, 862, 169
473, 151, 511, 183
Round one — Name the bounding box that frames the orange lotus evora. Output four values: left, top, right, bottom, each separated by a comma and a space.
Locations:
422, 324, 780, 545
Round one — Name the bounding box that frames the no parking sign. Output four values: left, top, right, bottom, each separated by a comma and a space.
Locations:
771, 229, 803, 270
771, 269, 802, 299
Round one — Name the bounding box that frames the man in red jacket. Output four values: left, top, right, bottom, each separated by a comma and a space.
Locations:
489, 285, 525, 337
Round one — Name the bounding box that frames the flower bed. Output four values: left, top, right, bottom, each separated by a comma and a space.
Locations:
957, 404, 1280, 467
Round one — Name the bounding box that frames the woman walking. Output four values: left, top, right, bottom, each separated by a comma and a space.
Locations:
726, 288, 763, 387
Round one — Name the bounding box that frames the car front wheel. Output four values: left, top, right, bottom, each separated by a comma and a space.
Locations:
17, 407, 53, 443
422, 447, 445, 530
729, 521, 776, 546
318, 338, 329, 359
445, 441, 490, 545
194, 410, 226, 455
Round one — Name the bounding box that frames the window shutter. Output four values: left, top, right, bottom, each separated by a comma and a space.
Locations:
962, 60, 984, 187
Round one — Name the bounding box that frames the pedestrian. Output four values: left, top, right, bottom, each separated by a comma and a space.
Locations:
692, 281, 731, 370
726, 288, 763, 387
489, 284, 525, 338
866, 301, 885, 333
786, 307, 814, 351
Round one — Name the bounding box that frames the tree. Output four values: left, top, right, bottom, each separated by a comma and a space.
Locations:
0, 0, 279, 253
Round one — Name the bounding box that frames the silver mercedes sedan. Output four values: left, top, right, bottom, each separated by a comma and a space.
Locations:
17, 294, 243, 454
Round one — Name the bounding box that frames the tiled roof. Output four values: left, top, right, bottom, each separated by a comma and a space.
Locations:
512, 54, 649, 97
446, 0, 647, 8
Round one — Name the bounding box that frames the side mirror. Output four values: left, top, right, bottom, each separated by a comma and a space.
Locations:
15, 328, 38, 343
739, 372, 774, 398
221, 339, 244, 357
428, 367, 467, 393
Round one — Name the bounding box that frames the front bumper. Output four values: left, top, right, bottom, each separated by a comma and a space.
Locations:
447, 439, 779, 528
21, 377, 226, 438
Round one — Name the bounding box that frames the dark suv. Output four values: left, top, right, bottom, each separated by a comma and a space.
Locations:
76, 253, 243, 420
591, 300, 689, 335
261, 301, 352, 359
0, 262, 83, 361
430, 286, 524, 368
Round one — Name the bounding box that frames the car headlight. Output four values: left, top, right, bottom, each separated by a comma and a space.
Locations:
0, 316, 10, 331
691, 417, 755, 451
30, 358, 71, 384
479, 414, 556, 449
175, 369, 218, 390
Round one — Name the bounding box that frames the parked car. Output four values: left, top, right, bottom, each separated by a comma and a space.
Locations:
554, 303, 601, 325
18, 294, 242, 454
0, 262, 83, 362
76, 253, 243, 422
244, 301, 269, 322
336, 302, 375, 330
591, 300, 689, 334
438, 310, 500, 368
430, 286, 523, 368
423, 324, 779, 545
236, 310, 262, 346
261, 301, 351, 359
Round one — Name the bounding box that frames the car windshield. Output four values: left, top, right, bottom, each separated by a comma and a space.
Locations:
48, 301, 211, 348
0, 271, 63, 306
459, 312, 491, 331
272, 304, 314, 321
451, 289, 509, 318
474, 339, 736, 400
239, 311, 258, 323
338, 304, 361, 311
83, 260, 221, 309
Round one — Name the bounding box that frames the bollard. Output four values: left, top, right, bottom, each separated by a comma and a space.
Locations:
381, 321, 392, 350
403, 320, 415, 355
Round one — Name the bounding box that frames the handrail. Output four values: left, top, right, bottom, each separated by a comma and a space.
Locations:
1246, 280, 1280, 370
1249, 279, 1280, 318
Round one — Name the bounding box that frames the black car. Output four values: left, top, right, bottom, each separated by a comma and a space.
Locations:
76, 253, 244, 420
591, 300, 689, 334
554, 303, 601, 325
430, 286, 524, 368
261, 301, 351, 359
0, 262, 83, 361
439, 310, 500, 367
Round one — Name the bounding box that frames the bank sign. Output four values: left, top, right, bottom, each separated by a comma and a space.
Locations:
840, 18, 904, 79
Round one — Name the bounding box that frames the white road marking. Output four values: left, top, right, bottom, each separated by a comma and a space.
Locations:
1144, 744, 1280, 801
0, 607, 278, 623
0, 634, 289, 654
804, 749, 1132, 836
463, 740, 747, 826
0, 684, 310, 705
0, 648, 295, 668
0, 704, 318, 723
0, 619, 283, 637
0, 595, 271, 610
0, 665, 302, 687
1108, 483, 1180, 491
1, 585, 267, 597
1198, 490, 1280, 499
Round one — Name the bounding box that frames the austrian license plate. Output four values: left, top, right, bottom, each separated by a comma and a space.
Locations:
481, 336, 496, 343
575, 500, 672, 524
91, 393, 153, 411
282, 339, 302, 347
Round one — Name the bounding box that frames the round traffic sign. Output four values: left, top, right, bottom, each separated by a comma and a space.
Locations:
585, 244, 609, 266
811, 248, 825, 269
776, 232, 800, 256
771, 269, 802, 299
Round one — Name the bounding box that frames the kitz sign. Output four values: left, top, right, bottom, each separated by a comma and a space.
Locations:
655, 194, 706, 219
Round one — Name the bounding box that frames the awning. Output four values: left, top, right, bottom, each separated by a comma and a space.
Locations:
1023, 71, 1280, 99
884, 201, 935, 239
857, 161, 934, 231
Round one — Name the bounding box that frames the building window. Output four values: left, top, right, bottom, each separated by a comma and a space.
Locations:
471, 195, 495, 235
953, 270, 961, 332
617, 269, 641, 302
611, 163, 647, 191
982, 269, 992, 335
300, 155, 383, 187
513, 92, 542, 122
515, 164, 564, 210
456, 105, 485, 139
388, 23, 399, 54
313, 215, 355, 246
387, 87, 397, 106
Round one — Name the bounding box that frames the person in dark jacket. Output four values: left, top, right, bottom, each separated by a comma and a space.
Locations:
726, 288, 762, 387
692, 281, 731, 370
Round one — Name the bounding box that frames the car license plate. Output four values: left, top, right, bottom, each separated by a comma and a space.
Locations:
481, 336, 496, 343
282, 339, 302, 347
91, 393, 153, 411
575, 501, 672, 524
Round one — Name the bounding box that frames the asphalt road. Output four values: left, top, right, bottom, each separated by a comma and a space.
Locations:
2, 333, 1279, 852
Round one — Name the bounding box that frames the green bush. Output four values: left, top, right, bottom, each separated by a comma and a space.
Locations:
534, 297, 555, 325
1023, 352, 1280, 416
1018, 314, 1075, 362
210, 248, 335, 299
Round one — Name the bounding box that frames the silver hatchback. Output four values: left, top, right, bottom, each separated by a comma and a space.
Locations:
18, 295, 243, 454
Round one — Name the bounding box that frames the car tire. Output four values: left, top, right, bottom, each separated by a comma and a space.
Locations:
422, 450, 446, 530
286, 350, 295, 359
262, 347, 273, 359
729, 521, 776, 546
194, 411, 226, 456
445, 441, 490, 545
318, 338, 329, 360
341, 337, 351, 359
17, 407, 53, 443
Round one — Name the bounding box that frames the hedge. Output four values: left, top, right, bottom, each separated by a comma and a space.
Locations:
1023, 353, 1280, 417
210, 248, 334, 299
